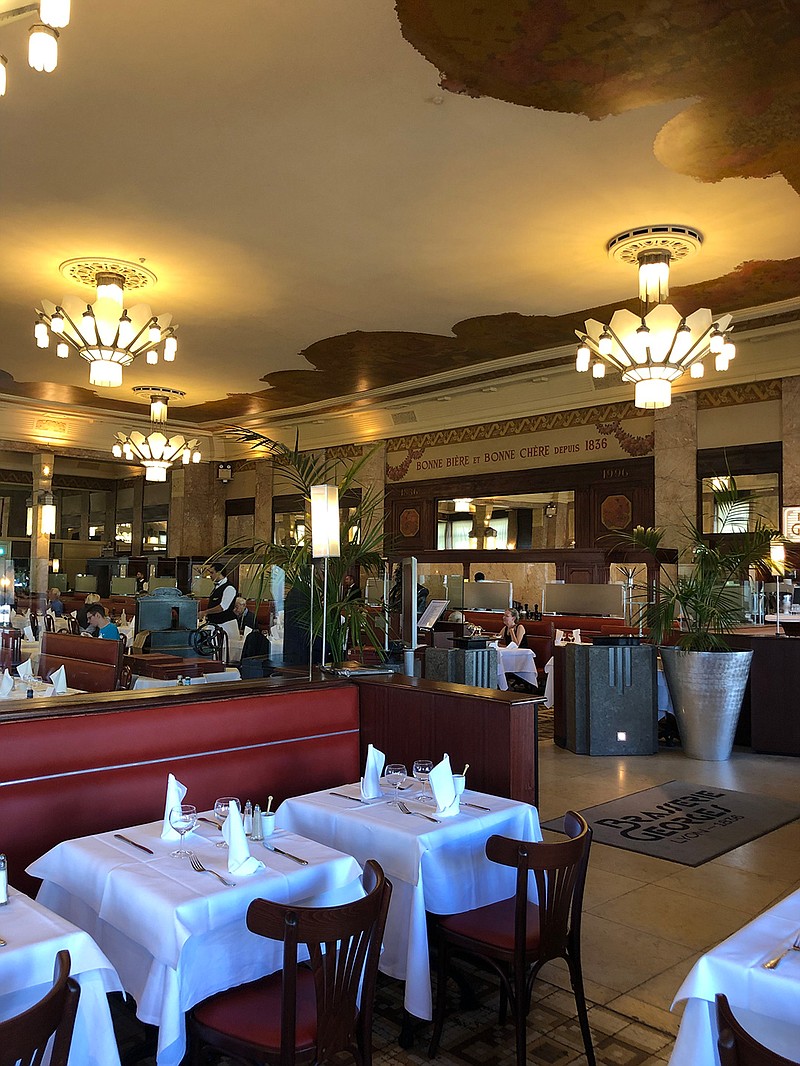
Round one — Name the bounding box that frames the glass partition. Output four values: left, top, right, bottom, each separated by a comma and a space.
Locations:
417, 561, 559, 618
437, 492, 575, 550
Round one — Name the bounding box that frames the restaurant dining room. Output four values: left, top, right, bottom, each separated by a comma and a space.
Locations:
1, 0, 800, 1064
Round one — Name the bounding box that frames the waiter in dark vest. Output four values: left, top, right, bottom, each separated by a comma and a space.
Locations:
204, 562, 239, 656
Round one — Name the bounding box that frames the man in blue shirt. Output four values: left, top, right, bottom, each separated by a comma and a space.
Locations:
47, 588, 64, 617
86, 606, 120, 640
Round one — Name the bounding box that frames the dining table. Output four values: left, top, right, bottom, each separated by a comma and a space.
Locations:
0, 887, 122, 1066
28, 814, 363, 1066
277, 781, 541, 1022
132, 668, 242, 689
493, 643, 538, 691
669, 885, 800, 1064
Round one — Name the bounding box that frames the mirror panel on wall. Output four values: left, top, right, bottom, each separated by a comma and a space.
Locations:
437, 492, 575, 550
700, 474, 779, 533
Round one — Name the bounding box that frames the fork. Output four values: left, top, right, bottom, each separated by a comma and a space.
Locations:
398, 800, 440, 824
763, 934, 800, 969
188, 853, 236, 887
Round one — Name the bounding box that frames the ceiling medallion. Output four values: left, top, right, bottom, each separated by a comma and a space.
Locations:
574, 224, 735, 410
35, 258, 179, 388
112, 387, 201, 482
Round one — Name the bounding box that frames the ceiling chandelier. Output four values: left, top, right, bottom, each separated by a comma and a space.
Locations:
0, 0, 71, 97
35, 258, 179, 388
112, 387, 201, 482
574, 225, 735, 410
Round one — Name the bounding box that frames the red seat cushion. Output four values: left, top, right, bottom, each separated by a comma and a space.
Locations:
440, 897, 541, 952
192, 967, 317, 1051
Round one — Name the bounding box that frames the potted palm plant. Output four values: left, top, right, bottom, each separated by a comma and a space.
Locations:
621, 479, 782, 760
213, 431, 388, 668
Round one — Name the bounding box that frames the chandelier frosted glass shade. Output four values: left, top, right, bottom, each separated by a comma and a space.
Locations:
112, 431, 202, 482
576, 305, 734, 409
36, 269, 178, 388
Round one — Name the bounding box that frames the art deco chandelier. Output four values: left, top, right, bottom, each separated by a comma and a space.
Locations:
574, 225, 735, 409
35, 258, 179, 388
112, 387, 201, 482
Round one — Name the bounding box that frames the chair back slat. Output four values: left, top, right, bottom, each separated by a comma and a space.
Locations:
246, 858, 391, 1066
716, 993, 797, 1066
486, 811, 592, 965
0, 950, 80, 1066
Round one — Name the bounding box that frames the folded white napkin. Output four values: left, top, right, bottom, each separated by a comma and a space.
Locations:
161, 773, 188, 841
120, 610, 128, 625
555, 628, 582, 645
428, 753, 459, 817
222, 801, 264, 876
23, 624, 34, 641
360, 743, 385, 799
0, 669, 14, 696
49, 665, 68, 695
17, 657, 33, 680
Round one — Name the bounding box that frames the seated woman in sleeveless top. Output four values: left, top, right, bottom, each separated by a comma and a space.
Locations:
497, 608, 528, 648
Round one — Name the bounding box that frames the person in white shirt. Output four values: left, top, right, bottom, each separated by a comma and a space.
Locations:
204, 563, 239, 654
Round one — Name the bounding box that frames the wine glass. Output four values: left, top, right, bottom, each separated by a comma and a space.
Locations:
213, 797, 240, 847
169, 803, 197, 857
385, 763, 407, 805
413, 759, 433, 803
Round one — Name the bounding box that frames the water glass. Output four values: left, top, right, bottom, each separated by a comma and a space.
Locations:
213, 797, 240, 847
413, 759, 433, 803
385, 763, 407, 805
169, 803, 197, 857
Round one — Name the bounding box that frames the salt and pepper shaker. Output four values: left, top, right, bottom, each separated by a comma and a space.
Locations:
0, 854, 8, 905
243, 800, 253, 836
251, 803, 264, 841
26, 685, 33, 699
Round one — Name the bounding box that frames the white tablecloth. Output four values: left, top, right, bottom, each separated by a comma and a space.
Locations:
19, 640, 41, 673
29, 817, 362, 1066
0, 888, 122, 1066
670, 886, 800, 1064
277, 783, 541, 1020
494, 645, 538, 691
132, 668, 242, 689
543, 655, 555, 706
0, 679, 83, 700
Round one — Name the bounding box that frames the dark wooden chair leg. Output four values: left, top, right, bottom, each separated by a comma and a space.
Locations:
567, 953, 596, 1066
399, 1009, 416, 1049
498, 981, 508, 1025
428, 939, 450, 1057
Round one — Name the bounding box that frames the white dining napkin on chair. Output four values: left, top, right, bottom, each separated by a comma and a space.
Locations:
17, 657, 33, 680
428, 753, 460, 817
222, 802, 264, 876
161, 773, 188, 841
23, 625, 34, 641
48, 665, 68, 695
360, 743, 385, 799
0, 669, 13, 696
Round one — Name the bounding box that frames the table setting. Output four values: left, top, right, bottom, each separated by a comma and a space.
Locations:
0, 662, 80, 699
0, 887, 122, 1066
28, 772, 363, 1066
132, 668, 242, 689
669, 886, 800, 1063
277, 744, 541, 1020
492, 643, 538, 691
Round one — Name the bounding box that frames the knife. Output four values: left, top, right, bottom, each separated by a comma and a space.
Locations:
263, 842, 308, 865
114, 833, 154, 855
463, 801, 491, 811
198, 816, 223, 829
0, 936, 6, 947
329, 791, 372, 804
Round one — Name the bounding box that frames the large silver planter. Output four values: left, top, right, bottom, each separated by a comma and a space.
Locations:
660, 647, 753, 761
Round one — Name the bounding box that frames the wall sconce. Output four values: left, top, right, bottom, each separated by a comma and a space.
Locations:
26, 492, 57, 536
51, 558, 60, 573
545, 502, 557, 519
217, 464, 233, 483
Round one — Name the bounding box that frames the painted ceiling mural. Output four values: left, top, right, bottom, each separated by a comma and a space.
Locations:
395, 0, 800, 195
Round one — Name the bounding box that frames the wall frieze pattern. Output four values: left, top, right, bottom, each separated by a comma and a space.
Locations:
696, 379, 781, 409
388, 400, 648, 451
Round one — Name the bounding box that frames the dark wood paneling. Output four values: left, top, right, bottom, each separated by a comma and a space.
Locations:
727, 633, 800, 755
355, 674, 540, 806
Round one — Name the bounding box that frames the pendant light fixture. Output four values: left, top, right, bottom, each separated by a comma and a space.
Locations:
112, 387, 201, 482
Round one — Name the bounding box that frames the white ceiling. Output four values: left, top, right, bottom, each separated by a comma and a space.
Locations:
0, 0, 798, 443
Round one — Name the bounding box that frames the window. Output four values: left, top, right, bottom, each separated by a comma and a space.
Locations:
436, 493, 575, 550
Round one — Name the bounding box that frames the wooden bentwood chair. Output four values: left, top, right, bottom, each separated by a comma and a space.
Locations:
429, 811, 595, 1066
189, 859, 392, 1066
0, 949, 80, 1066
716, 993, 799, 1065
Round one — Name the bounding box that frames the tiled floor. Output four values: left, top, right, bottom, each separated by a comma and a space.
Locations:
114, 732, 800, 1064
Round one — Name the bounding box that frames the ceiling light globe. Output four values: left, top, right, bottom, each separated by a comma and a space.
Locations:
598, 330, 613, 357
28, 24, 58, 72
112, 443, 123, 458
89, 359, 123, 388
50, 310, 64, 333
709, 327, 724, 354
592, 362, 605, 379
56, 342, 69, 358
0, 56, 7, 97
34, 320, 49, 347
715, 352, 729, 372
722, 339, 736, 361
146, 350, 158, 365
634, 378, 671, 409
690, 361, 705, 379
148, 321, 161, 344
144, 462, 169, 483
192, 451, 202, 464
39, 0, 70, 28
117, 312, 134, 347
164, 336, 177, 361
575, 343, 590, 372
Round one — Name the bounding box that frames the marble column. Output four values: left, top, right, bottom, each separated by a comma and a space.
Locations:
131, 477, 144, 557
353, 442, 386, 554
782, 378, 800, 507
30, 452, 55, 599
169, 464, 225, 558
654, 394, 697, 551
253, 460, 275, 544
